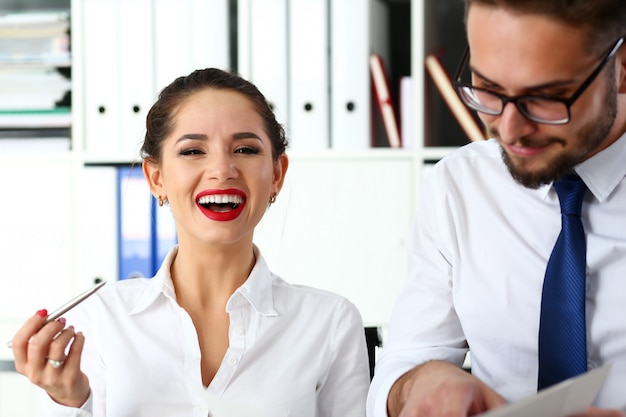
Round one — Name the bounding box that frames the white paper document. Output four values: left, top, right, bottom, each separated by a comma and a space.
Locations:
477, 364, 611, 417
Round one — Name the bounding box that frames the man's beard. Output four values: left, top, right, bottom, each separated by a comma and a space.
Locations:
489, 76, 617, 189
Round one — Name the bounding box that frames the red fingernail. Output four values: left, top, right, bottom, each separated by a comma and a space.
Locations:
36, 309, 48, 318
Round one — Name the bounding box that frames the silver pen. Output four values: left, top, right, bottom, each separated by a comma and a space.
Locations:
7, 281, 107, 348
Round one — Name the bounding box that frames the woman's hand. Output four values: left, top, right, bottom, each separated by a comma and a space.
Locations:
9, 310, 90, 408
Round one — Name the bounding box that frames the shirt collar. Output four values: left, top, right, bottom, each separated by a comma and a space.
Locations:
533, 132, 626, 201
226, 246, 278, 317
129, 247, 179, 315
575, 132, 626, 202
129, 245, 278, 317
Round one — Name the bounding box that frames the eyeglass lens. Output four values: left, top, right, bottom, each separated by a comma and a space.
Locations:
459, 87, 569, 123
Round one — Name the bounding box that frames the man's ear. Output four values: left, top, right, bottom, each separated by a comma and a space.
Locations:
617, 45, 626, 94
142, 160, 164, 197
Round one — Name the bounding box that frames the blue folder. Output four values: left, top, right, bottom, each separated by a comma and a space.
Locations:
117, 166, 177, 280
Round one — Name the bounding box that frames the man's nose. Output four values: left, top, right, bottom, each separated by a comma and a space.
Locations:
496, 101, 536, 144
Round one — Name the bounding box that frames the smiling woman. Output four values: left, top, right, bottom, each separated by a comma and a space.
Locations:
8, 68, 370, 417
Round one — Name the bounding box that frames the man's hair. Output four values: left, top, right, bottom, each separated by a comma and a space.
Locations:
463, 0, 626, 53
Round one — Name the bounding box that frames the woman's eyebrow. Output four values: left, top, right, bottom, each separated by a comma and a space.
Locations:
232, 131, 263, 141
174, 132, 263, 144
175, 133, 207, 144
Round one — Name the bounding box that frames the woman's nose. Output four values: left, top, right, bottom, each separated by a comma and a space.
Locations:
207, 152, 238, 180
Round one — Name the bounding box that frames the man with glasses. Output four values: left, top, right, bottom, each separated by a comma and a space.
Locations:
367, 1, 626, 416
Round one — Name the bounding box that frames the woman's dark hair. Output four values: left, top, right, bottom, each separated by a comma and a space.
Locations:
463, 0, 626, 54
141, 68, 288, 164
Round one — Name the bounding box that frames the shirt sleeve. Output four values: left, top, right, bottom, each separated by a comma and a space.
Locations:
42, 390, 93, 417
317, 298, 370, 417
367, 161, 469, 417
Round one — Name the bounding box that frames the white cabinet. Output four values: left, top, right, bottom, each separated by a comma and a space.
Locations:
0, 369, 45, 417
74, 166, 119, 288
254, 150, 421, 326
74, 0, 230, 161
0, 157, 77, 356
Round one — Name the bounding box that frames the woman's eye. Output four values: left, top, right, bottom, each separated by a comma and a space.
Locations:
235, 146, 259, 155
179, 148, 204, 156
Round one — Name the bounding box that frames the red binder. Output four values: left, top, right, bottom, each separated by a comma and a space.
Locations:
369, 54, 401, 148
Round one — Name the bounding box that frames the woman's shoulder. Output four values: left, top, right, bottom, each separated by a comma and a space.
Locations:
74, 277, 155, 313
100, 276, 154, 296
270, 274, 360, 315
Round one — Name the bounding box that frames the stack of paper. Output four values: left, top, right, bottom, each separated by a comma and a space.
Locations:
0, 67, 70, 110
0, 11, 71, 112
0, 11, 70, 66
478, 364, 611, 417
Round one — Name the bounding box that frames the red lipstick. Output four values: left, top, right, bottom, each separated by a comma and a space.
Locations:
196, 189, 246, 221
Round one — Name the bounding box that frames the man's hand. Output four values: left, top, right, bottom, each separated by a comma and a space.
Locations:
573, 407, 626, 417
387, 360, 506, 417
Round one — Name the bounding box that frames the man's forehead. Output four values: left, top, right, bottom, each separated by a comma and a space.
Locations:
466, 5, 593, 88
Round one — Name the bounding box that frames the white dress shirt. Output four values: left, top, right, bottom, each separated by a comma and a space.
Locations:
44, 246, 370, 417
367, 136, 626, 416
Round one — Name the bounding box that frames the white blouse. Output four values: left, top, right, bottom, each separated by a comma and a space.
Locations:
45, 247, 370, 417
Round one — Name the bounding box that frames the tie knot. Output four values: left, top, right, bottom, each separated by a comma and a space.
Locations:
554, 175, 587, 216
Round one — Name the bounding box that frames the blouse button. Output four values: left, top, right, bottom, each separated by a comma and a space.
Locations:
228, 357, 238, 366
234, 327, 244, 336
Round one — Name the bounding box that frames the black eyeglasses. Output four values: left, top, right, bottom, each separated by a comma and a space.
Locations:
453, 37, 624, 125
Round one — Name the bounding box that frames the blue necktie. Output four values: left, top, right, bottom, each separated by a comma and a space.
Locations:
538, 175, 588, 390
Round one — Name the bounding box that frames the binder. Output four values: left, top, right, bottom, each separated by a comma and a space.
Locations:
236, 0, 252, 77
330, 0, 390, 150
287, 0, 329, 150
154, 0, 230, 89
81, 0, 120, 155
238, 0, 289, 126
76, 167, 118, 288
425, 54, 485, 143
118, 166, 152, 279
118, 0, 154, 158
399, 75, 413, 149
83, 0, 230, 158
369, 54, 401, 148
118, 166, 177, 280
187, 0, 229, 71
82, 0, 153, 158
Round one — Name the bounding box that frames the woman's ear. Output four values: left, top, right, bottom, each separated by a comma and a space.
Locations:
142, 160, 164, 197
272, 154, 289, 196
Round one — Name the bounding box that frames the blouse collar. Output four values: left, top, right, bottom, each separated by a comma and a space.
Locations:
130, 245, 278, 317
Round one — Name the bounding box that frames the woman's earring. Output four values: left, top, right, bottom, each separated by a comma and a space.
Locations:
269, 193, 277, 204
156, 195, 166, 207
